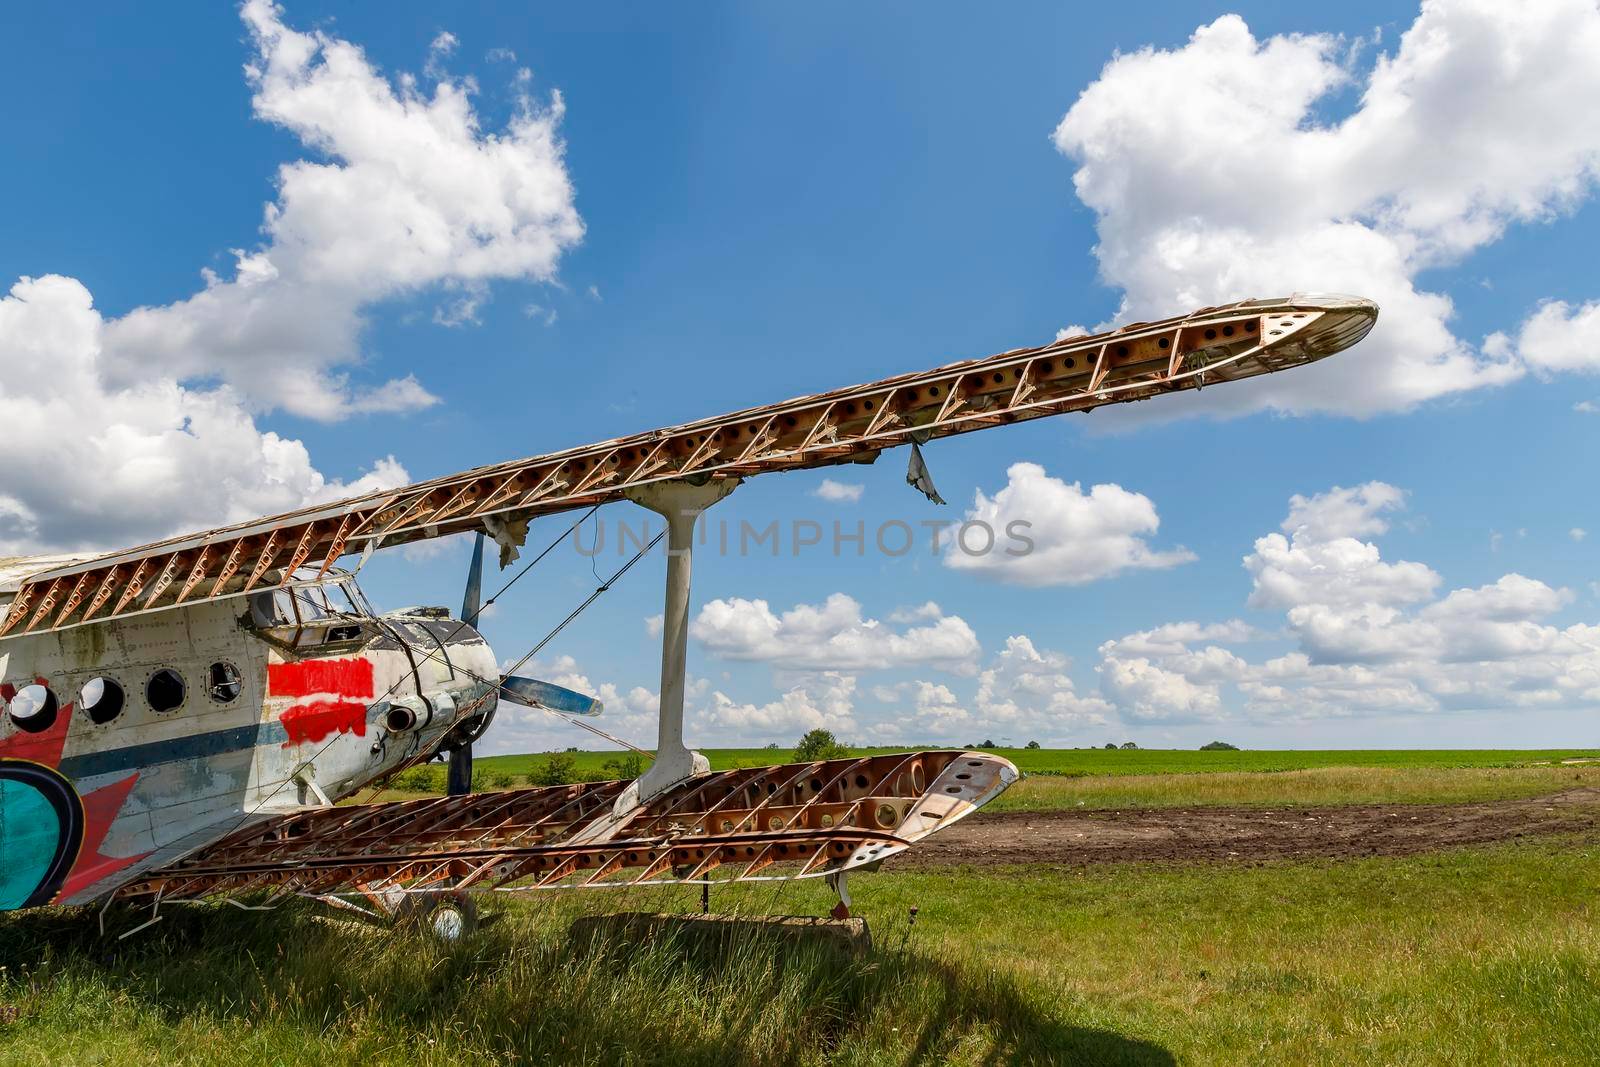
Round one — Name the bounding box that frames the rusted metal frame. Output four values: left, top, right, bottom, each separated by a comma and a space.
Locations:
474, 470, 532, 516
50, 570, 96, 629
625, 851, 679, 886
275, 523, 324, 586
798, 401, 841, 449
934, 378, 969, 423
569, 448, 624, 496
1087, 343, 1111, 393
733, 414, 781, 462
618, 437, 673, 484
140, 552, 187, 611
426, 480, 490, 525
0, 588, 32, 637
23, 577, 65, 632
728, 759, 863, 836
242, 531, 283, 593
576, 849, 636, 887
674, 428, 729, 475
680, 843, 729, 882
131, 828, 910, 898
1165, 327, 1188, 379
1007, 362, 1038, 408
797, 839, 840, 877
517, 459, 575, 506
496, 784, 631, 848
636, 766, 782, 834
79, 565, 124, 624
174, 546, 214, 605
633, 765, 779, 830
205, 539, 251, 598
313, 513, 357, 580
863, 387, 904, 437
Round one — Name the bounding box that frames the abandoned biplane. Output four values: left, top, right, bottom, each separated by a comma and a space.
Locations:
0, 295, 1375, 935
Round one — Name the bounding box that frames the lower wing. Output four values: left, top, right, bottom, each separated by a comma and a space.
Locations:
109, 750, 1016, 903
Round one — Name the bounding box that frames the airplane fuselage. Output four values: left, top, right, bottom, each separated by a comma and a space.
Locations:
0, 571, 497, 911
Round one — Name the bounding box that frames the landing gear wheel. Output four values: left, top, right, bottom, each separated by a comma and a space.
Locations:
400, 891, 478, 942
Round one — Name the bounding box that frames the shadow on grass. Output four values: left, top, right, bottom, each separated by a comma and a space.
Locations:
0, 901, 1172, 1066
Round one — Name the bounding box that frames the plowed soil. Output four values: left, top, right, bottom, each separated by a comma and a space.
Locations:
899, 787, 1600, 868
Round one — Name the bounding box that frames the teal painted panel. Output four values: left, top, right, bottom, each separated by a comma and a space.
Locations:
0, 778, 60, 911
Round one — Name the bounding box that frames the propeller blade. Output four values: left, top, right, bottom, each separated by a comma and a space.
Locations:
448, 532, 489, 796
500, 675, 605, 717
462, 531, 485, 627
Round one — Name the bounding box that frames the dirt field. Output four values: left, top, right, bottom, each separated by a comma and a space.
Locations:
901, 787, 1600, 867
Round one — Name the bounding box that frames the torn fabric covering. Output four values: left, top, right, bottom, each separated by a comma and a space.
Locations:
482, 514, 530, 568
906, 441, 946, 505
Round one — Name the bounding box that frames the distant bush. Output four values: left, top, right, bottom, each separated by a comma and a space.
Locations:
1201, 741, 1240, 751
528, 751, 579, 786
470, 766, 493, 792
601, 753, 646, 780
391, 765, 442, 792
1025, 740, 1041, 750
794, 729, 851, 762
1121, 741, 1138, 750
1103, 742, 1117, 750
489, 772, 518, 789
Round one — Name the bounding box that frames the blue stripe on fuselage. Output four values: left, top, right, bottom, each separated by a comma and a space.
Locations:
58, 721, 289, 781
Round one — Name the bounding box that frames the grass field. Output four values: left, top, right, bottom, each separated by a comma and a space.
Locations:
3, 837, 1597, 1064
473, 746, 1600, 781
10, 749, 1600, 1064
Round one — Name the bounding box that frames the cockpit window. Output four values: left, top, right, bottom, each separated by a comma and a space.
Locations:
249, 589, 297, 628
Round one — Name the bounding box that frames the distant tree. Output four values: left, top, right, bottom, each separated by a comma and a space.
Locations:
1025, 740, 1041, 750
1103, 742, 1118, 750
1121, 741, 1138, 750
979, 739, 997, 749
528, 751, 579, 786
765, 742, 781, 749
1200, 740, 1240, 751
601, 752, 646, 779
794, 729, 850, 762
391, 765, 441, 793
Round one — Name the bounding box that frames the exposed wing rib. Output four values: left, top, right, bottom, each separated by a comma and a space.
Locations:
0, 296, 1376, 636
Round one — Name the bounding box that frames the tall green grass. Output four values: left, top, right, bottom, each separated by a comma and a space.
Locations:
4, 837, 1600, 1064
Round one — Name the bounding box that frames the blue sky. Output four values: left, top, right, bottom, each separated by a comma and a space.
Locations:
2, 1, 1598, 752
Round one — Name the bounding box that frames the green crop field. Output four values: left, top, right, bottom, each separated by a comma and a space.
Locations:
472, 746, 1600, 781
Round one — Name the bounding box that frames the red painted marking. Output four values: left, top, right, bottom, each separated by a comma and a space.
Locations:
0, 700, 74, 768
281, 700, 368, 746
56, 772, 145, 904
268, 658, 374, 699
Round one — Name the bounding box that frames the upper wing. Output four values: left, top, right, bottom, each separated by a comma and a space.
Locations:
1, 295, 1376, 637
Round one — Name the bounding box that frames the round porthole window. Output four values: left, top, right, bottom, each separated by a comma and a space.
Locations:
80, 677, 125, 724
146, 669, 185, 713
7, 683, 59, 733
206, 662, 242, 704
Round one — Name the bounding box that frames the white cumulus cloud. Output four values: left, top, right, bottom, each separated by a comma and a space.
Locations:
813, 478, 865, 503
943, 461, 1194, 586
691, 593, 981, 674
0, 2, 583, 555
1092, 483, 1600, 721
1052, 0, 1600, 418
